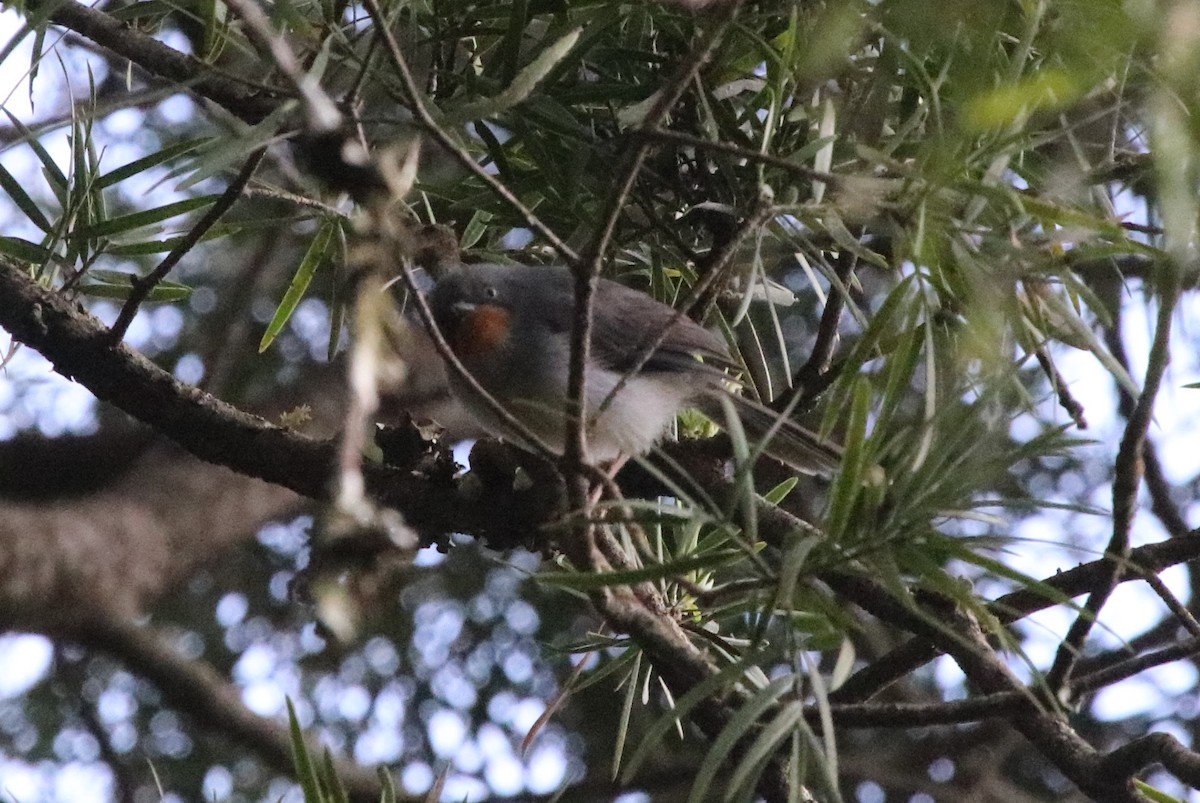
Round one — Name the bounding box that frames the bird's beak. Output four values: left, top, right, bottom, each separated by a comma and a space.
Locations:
452, 301, 477, 315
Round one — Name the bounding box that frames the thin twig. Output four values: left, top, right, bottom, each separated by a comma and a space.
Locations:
562, 269, 597, 475
818, 692, 1031, 728
1121, 220, 1164, 236
360, 0, 577, 265
243, 185, 350, 217
1142, 436, 1191, 537
1102, 287, 1198, 610
562, 5, 744, 573
65, 655, 138, 803
345, 32, 381, 113
1073, 615, 1189, 678
1097, 732, 1200, 789
829, 528, 1200, 704
1071, 634, 1200, 695
1046, 277, 1180, 692
0, 85, 179, 149
826, 574, 1143, 802
1033, 346, 1088, 429
637, 126, 840, 187
580, 4, 743, 275
109, 148, 265, 343
1137, 569, 1200, 639
795, 245, 858, 390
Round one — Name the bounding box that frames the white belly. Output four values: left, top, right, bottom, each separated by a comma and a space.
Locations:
451, 369, 694, 462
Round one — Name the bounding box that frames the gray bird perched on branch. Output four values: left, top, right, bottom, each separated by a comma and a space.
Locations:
428, 263, 841, 474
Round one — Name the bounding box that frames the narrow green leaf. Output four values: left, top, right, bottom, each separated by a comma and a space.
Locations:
561, 648, 638, 696
107, 1, 176, 21
200, 0, 232, 61
963, 69, 1082, 131
778, 134, 837, 168
2, 108, 67, 195
622, 659, 753, 782
320, 749, 349, 803
0, 236, 54, 264
448, 27, 582, 122
494, 0, 529, 85
105, 223, 244, 255
73, 91, 91, 198
459, 209, 492, 250
725, 702, 804, 801
77, 282, 191, 303
823, 211, 888, 269
173, 102, 295, 191
30, 25, 47, 95
811, 97, 835, 202
96, 138, 211, 189
0, 159, 52, 231
949, 548, 1077, 612
285, 698, 323, 803
827, 377, 873, 541
770, 531, 820, 625
762, 476, 798, 505
77, 270, 192, 303
472, 118, 513, 181
874, 320, 924, 436
326, 222, 348, 361
799, 652, 842, 802
378, 767, 398, 803
825, 273, 918, 419
611, 651, 641, 779
829, 638, 856, 691
259, 219, 336, 352
1133, 780, 1184, 803
74, 194, 220, 240
1037, 291, 1140, 398
687, 675, 793, 803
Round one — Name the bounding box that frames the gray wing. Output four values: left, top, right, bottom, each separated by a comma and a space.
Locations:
522, 266, 731, 375
590, 278, 732, 375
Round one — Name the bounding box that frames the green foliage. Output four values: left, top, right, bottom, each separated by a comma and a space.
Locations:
287, 699, 353, 803
4, 0, 1200, 799
260, 217, 341, 352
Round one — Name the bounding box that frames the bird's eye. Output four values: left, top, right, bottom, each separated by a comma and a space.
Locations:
484, 286, 499, 299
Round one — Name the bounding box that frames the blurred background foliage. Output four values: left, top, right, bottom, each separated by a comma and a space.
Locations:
1, 0, 1199, 801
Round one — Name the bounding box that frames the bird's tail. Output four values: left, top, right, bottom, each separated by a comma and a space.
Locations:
696, 392, 843, 476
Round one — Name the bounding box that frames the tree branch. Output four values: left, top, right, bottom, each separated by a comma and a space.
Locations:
71, 617, 404, 803
0, 257, 490, 542
1047, 279, 1179, 692
25, 0, 286, 123
825, 575, 1148, 801
830, 531, 1200, 703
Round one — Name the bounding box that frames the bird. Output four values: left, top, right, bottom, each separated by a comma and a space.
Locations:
427, 263, 841, 474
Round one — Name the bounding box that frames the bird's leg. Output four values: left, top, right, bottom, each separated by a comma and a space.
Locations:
588, 452, 631, 506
